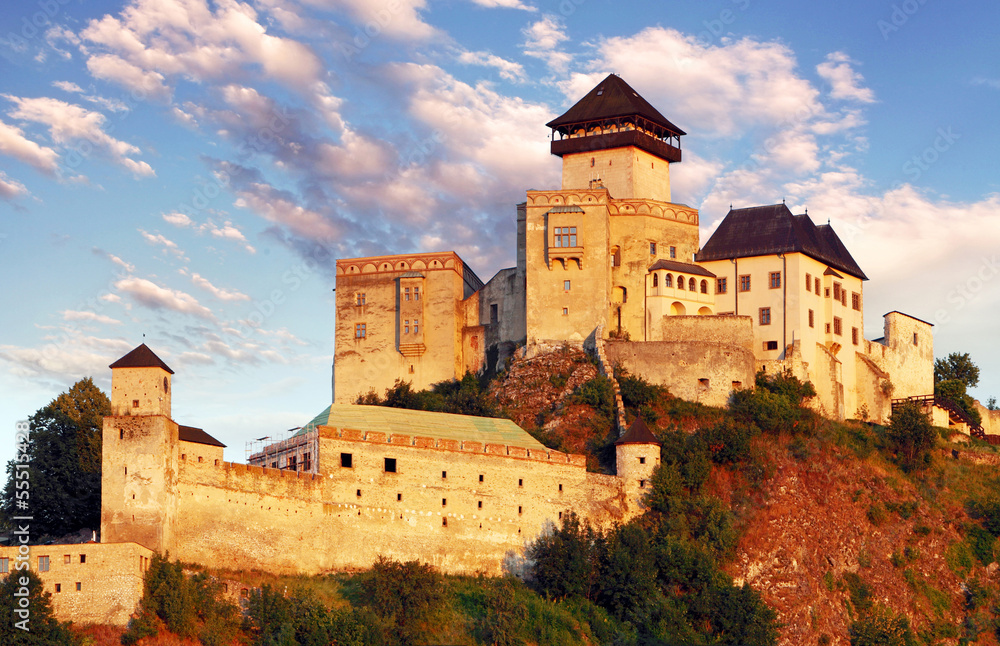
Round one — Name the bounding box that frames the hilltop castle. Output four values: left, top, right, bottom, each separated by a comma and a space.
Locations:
1, 74, 944, 627
334, 74, 934, 422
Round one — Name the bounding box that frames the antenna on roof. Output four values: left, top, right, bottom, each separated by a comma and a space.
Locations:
828, 218, 831, 225
782, 198, 785, 204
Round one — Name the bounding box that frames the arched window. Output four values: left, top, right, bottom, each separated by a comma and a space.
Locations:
689, 277, 696, 291
652, 273, 658, 287
677, 275, 685, 290
700, 280, 708, 294
665, 273, 673, 287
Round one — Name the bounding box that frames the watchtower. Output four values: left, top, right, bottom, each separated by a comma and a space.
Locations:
615, 417, 661, 500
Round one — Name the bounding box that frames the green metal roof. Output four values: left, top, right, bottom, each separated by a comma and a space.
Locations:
294, 404, 545, 449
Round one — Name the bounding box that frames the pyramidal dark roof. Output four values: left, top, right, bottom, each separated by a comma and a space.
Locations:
546, 74, 686, 137
179, 425, 226, 448
696, 204, 868, 280
109, 343, 174, 374
615, 417, 661, 445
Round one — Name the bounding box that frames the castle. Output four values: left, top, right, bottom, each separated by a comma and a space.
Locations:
1, 74, 947, 627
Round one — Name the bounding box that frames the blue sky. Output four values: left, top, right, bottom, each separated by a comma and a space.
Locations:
1, 0, 998, 466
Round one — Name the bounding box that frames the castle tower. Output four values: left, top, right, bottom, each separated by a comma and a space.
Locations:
546, 73, 685, 203
615, 417, 661, 501
101, 344, 179, 552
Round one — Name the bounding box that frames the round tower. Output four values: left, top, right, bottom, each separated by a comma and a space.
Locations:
615, 417, 661, 494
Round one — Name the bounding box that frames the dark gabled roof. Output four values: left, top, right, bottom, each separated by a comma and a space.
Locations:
615, 417, 661, 445
648, 259, 716, 278
696, 204, 868, 280
109, 343, 174, 374
179, 425, 226, 448
546, 74, 686, 137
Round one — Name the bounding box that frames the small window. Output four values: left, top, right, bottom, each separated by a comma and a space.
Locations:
518, 478, 523, 487
55, 584, 61, 593
739, 275, 751, 292
913, 332, 918, 346
652, 274, 658, 287
478, 500, 482, 509
518, 506, 522, 515
769, 272, 781, 289
732, 381, 742, 389
564, 280, 571, 291
479, 474, 484, 482
341, 453, 353, 468
0, 558, 8, 574
442, 518, 448, 527
669, 246, 676, 259
163, 376, 168, 393
699, 378, 709, 388
665, 274, 673, 288
825, 288, 830, 297
852, 292, 861, 311
562, 308, 568, 316
413, 319, 419, 334
132, 399, 139, 408
38, 556, 49, 572
808, 309, 814, 328
442, 470, 447, 479
76, 582, 81, 591
356, 489, 361, 497
355, 323, 366, 339
688, 277, 695, 291
384, 458, 397, 473
649, 242, 657, 255
815, 281, 821, 296
826, 323, 831, 334
716, 277, 727, 294
414, 286, 420, 301
677, 275, 685, 290
404, 320, 410, 334
397, 493, 402, 501
181, 453, 186, 461
590, 157, 595, 167
404, 287, 411, 301
640, 480, 646, 488
700, 280, 708, 294
805, 274, 812, 291
355, 292, 366, 306
442, 498, 447, 506
833, 317, 842, 336
64, 554, 70, 564
558, 483, 563, 492
833, 282, 842, 301
120, 429, 124, 440
639, 457, 646, 465
759, 307, 771, 325
852, 327, 859, 345
490, 303, 498, 323
765, 341, 779, 351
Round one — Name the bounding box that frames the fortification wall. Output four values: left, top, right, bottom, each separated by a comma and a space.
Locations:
854, 353, 892, 423
168, 426, 631, 576
0, 542, 151, 626
606, 316, 755, 407
973, 400, 1000, 437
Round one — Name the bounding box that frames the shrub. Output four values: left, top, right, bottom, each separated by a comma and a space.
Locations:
526, 512, 599, 601
967, 526, 997, 565
849, 604, 915, 646
616, 369, 658, 409
698, 418, 758, 464
867, 502, 888, 527
729, 369, 816, 434
573, 375, 615, 418
0, 570, 80, 645
885, 402, 935, 469
362, 557, 448, 646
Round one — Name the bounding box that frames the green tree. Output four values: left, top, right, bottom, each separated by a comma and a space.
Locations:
363, 557, 448, 646
0, 570, 80, 645
849, 604, 914, 646
1, 379, 109, 538
885, 402, 935, 469
934, 352, 980, 388
526, 512, 598, 600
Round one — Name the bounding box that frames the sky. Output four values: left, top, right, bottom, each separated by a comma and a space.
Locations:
1, 0, 999, 466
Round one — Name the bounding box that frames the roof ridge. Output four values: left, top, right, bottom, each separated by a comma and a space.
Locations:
109, 343, 174, 374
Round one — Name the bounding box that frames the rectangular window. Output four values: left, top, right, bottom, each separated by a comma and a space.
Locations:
518, 478, 523, 487
490, 304, 498, 323
404, 287, 410, 301
441, 470, 447, 479
769, 271, 781, 289
759, 307, 771, 325
55, 584, 61, 593
805, 274, 812, 291
355, 293, 366, 306
397, 493, 402, 501
808, 309, 814, 328
355, 323, 366, 339
562, 307, 568, 316
852, 327, 859, 345
518, 506, 523, 515
765, 341, 779, 351
132, 399, 139, 408
287, 456, 296, 471
833, 283, 841, 301
414, 286, 420, 301
479, 474, 484, 482
815, 281, 821, 296
716, 277, 727, 294
341, 453, 353, 468
38, 556, 49, 572
478, 500, 483, 509
825, 288, 830, 297
0, 558, 8, 573
553, 227, 578, 247
649, 242, 657, 255
404, 320, 410, 334
64, 554, 71, 564
826, 323, 831, 334
563, 280, 571, 291
913, 332, 918, 346
80, 554, 86, 564
413, 319, 419, 334
833, 317, 842, 336
442, 498, 447, 507
739, 275, 751, 292
302, 453, 311, 471
852, 292, 861, 311
356, 489, 361, 497
669, 246, 676, 258
558, 483, 563, 492
639, 457, 646, 465
76, 582, 81, 591
384, 458, 397, 473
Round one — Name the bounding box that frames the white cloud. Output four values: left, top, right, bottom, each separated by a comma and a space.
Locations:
52, 81, 85, 93
162, 211, 256, 253
93, 248, 137, 273
522, 15, 571, 72
457, 51, 526, 82
300, 0, 437, 40
189, 272, 250, 301
162, 211, 193, 227
817, 52, 876, 103
0, 117, 60, 174
469, 0, 536, 10
0, 171, 28, 200
62, 310, 122, 325
0, 335, 134, 380
114, 276, 214, 319
139, 229, 179, 249
4, 95, 153, 176
86, 54, 172, 102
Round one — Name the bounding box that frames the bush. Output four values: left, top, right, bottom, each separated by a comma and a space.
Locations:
885, 402, 935, 470
849, 604, 915, 646
698, 418, 758, 464
573, 375, 614, 418
729, 369, 816, 434
526, 512, 598, 601
616, 369, 659, 410
867, 502, 888, 527
0, 570, 80, 645
362, 557, 448, 645
967, 526, 997, 565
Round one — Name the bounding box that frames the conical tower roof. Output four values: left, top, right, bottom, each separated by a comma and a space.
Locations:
109, 343, 174, 374
615, 417, 660, 445
546, 74, 686, 138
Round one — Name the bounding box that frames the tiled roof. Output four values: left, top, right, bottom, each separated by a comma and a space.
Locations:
546, 74, 686, 138
615, 417, 660, 445
109, 344, 174, 374
294, 404, 546, 449
696, 204, 867, 280
648, 259, 716, 278
179, 425, 226, 448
